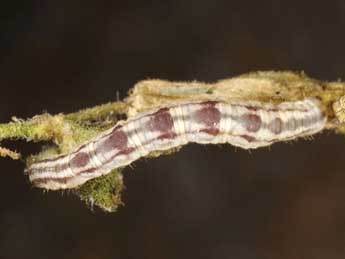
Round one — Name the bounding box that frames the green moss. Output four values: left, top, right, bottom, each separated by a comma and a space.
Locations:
73, 169, 124, 212
146, 146, 182, 158
65, 101, 127, 122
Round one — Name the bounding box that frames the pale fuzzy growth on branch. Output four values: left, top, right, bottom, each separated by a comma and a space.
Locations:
1, 71, 345, 212
126, 71, 345, 128
126, 72, 330, 112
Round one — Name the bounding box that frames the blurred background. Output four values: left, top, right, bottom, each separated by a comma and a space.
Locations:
1, 1, 345, 258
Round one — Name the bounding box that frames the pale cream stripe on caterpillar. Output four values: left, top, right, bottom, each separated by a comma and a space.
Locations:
27, 98, 326, 190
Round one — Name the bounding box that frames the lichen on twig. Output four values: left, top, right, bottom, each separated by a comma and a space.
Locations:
1, 71, 345, 212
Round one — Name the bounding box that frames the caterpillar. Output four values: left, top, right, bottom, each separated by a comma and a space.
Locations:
27, 98, 326, 190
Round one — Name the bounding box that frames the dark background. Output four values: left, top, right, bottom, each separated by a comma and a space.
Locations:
1, 1, 345, 259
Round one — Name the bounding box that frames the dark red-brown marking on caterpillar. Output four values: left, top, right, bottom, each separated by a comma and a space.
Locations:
244, 105, 276, 112
245, 106, 259, 111
70, 152, 89, 168
202, 101, 218, 105
72, 147, 136, 176
147, 108, 174, 130
115, 147, 136, 156
96, 128, 128, 154
27, 141, 93, 176
268, 118, 283, 134
158, 132, 178, 140
79, 147, 137, 176
193, 101, 221, 127
77, 147, 136, 178
146, 107, 176, 139
240, 114, 261, 132
76, 166, 100, 175
240, 135, 256, 142
28, 139, 93, 174
35, 139, 88, 167
200, 128, 219, 136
